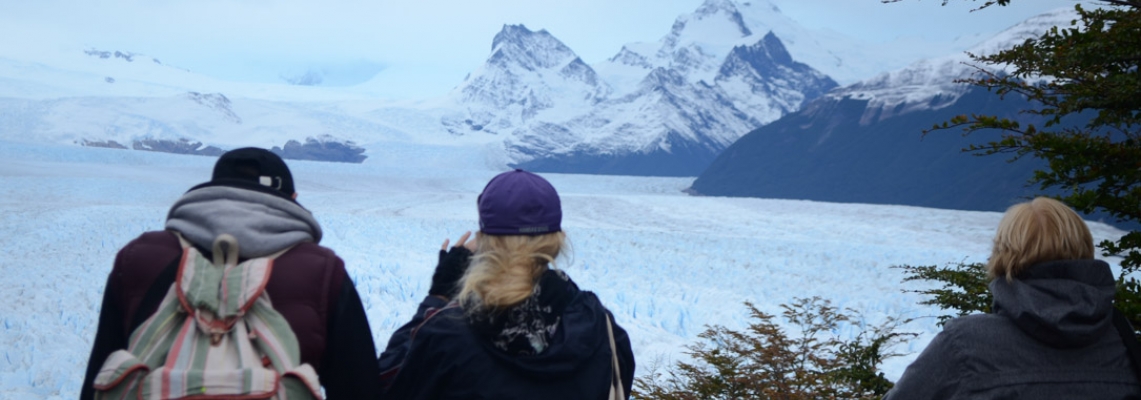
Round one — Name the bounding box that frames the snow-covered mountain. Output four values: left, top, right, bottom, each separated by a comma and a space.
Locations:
0, 0, 1043, 174
452, 10, 839, 176
487, 0, 1013, 176
440, 25, 612, 136
0, 48, 428, 163
690, 8, 1088, 215
826, 8, 1074, 118
715, 32, 837, 122
593, 0, 949, 94
0, 90, 384, 162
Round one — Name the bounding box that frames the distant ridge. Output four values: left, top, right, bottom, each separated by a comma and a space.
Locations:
687, 8, 1141, 230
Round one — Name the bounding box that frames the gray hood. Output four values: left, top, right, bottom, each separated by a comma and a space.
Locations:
165, 186, 323, 258
990, 259, 1116, 348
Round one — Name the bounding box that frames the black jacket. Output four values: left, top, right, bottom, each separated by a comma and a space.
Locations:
378, 271, 636, 400
886, 259, 1141, 399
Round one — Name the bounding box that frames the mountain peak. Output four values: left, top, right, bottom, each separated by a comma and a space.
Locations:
492, 24, 550, 51
697, 0, 782, 16
486, 24, 579, 72
719, 31, 794, 75
446, 23, 610, 135
669, 0, 752, 42
694, 0, 742, 17
716, 31, 838, 122
758, 31, 793, 65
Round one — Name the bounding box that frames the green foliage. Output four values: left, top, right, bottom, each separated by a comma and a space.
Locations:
890, 1, 1141, 332
934, 1, 1141, 271
896, 262, 992, 326
633, 298, 915, 400
898, 261, 1141, 339
832, 319, 912, 396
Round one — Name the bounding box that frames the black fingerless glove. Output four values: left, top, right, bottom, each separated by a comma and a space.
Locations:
428, 246, 473, 299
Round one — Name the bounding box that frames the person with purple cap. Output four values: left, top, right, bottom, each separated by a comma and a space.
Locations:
378, 169, 635, 399
80, 147, 381, 399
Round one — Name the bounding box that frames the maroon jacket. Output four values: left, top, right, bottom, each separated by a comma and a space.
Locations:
81, 230, 381, 399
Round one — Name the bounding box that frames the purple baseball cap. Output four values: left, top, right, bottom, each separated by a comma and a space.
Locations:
478, 169, 562, 236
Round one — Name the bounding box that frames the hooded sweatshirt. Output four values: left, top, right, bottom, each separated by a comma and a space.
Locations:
885, 259, 1140, 399
378, 269, 635, 400
165, 186, 323, 258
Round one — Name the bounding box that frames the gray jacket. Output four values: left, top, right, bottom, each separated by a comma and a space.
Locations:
886, 259, 1140, 399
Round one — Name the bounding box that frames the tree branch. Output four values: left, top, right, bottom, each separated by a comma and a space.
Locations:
1097, 0, 1141, 8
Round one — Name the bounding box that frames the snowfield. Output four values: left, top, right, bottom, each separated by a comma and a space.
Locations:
0, 141, 1126, 399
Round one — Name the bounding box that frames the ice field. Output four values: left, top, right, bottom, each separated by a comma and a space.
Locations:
0, 141, 1127, 399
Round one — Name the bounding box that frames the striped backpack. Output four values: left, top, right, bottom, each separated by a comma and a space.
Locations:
92, 233, 323, 400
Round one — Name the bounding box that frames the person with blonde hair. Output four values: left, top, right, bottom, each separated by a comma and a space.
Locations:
378, 169, 635, 399
885, 197, 1140, 399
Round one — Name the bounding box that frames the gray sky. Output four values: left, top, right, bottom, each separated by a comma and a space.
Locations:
0, 0, 1085, 99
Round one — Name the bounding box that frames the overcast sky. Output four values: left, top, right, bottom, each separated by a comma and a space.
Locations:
1, 0, 1085, 99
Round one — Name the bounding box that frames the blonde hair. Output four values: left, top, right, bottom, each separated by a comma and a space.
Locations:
458, 231, 566, 312
988, 197, 1094, 280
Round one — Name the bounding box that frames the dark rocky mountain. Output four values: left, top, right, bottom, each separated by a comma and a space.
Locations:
270, 137, 367, 163
689, 87, 1053, 212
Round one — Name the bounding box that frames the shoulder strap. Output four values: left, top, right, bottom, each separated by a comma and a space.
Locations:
605, 313, 625, 400
129, 254, 180, 332
1112, 307, 1141, 383
379, 300, 461, 390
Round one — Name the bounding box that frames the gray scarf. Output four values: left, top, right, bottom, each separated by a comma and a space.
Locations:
165, 186, 323, 259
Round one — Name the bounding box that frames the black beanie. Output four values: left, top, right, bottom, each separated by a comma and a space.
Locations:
189, 147, 296, 201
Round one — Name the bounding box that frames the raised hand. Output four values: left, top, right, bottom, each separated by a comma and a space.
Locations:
429, 231, 476, 300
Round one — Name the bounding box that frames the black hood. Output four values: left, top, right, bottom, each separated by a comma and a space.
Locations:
990, 259, 1116, 348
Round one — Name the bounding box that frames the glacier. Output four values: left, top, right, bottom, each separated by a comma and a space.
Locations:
0, 140, 1126, 399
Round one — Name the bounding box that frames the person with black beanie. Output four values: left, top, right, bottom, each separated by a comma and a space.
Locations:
81, 147, 381, 399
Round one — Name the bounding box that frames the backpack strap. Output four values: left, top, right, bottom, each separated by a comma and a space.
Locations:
1112, 307, 1141, 383
605, 313, 625, 400
378, 300, 461, 390
129, 254, 181, 333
